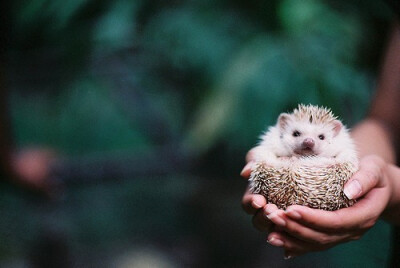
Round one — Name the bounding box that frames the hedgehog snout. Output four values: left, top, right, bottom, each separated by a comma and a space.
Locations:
302, 138, 315, 149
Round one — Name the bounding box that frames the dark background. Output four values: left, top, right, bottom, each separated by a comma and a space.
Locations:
0, 0, 396, 267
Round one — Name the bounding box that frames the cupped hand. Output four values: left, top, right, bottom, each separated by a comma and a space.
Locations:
241, 146, 274, 232
263, 155, 392, 258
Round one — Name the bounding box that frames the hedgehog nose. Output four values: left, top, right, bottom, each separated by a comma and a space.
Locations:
302, 138, 315, 149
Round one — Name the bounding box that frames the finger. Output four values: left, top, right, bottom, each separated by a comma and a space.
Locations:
283, 205, 352, 231
264, 203, 279, 214
252, 204, 281, 232
283, 250, 297, 260
252, 209, 273, 232
265, 209, 287, 227
284, 189, 388, 231
267, 231, 318, 257
242, 191, 266, 215
240, 161, 254, 178
344, 155, 385, 200
266, 208, 350, 244
279, 209, 350, 244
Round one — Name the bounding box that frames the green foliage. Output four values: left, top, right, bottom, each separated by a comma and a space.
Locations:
11, 81, 150, 154
9, 0, 390, 156
185, 0, 378, 153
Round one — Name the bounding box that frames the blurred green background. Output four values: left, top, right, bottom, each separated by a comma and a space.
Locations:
0, 0, 396, 267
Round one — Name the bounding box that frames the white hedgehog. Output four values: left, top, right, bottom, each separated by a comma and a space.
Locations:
249, 104, 359, 211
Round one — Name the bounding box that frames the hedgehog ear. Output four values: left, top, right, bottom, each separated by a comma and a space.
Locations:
332, 120, 342, 137
278, 113, 291, 130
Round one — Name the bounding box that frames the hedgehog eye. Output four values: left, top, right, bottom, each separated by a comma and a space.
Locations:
318, 134, 325, 140
292, 131, 301, 137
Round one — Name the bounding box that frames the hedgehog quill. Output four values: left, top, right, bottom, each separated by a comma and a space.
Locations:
249, 104, 359, 211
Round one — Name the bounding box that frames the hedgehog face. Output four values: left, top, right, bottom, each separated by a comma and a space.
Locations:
279, 118, 341, 157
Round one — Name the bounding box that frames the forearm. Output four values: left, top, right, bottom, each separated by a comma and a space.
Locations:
351, 21, 400, 224
351, 119, 396, 163
350, 22, 400, 163
383, 164, 400, 224
369, 21, 400, 143
356, 21, 400, 161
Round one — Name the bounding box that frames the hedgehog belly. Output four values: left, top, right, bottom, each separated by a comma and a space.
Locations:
249, 162, 356, 211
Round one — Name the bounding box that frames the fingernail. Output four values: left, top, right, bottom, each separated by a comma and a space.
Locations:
267, 237, 284, 247
267, 212, 286, 226
264, 205, 274, 214
344, 180, 362, 199
240, 162, 252, 176
285, 208, 301, 220
252, 200, 262, 209
284, 255, 293, 260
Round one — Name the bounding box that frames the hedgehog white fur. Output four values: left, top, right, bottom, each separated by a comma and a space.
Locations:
249, 104, 358, 211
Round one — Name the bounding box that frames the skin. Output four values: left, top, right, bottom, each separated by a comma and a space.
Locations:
241, 21, 400, 258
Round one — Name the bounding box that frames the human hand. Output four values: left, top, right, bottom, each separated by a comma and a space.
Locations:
241, 147, 273, 232
260, 155, 391, 258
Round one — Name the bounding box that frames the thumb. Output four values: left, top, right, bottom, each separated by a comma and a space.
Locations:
344, 155, 385, 200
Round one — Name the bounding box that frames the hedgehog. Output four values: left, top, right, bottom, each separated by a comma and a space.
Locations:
248, 104, 358, 211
